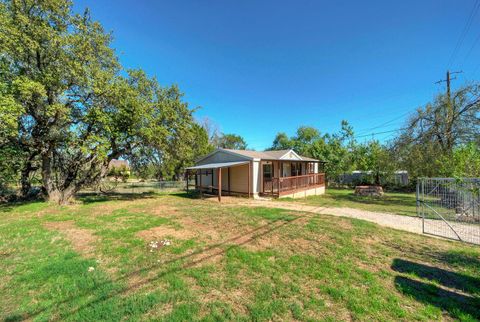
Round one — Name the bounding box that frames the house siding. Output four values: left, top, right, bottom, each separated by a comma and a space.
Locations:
229, 164, 249, 193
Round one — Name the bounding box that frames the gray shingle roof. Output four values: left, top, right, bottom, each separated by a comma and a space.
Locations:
223, 149, 320, 161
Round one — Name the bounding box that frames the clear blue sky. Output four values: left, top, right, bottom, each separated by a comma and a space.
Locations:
75, 0, 480, 150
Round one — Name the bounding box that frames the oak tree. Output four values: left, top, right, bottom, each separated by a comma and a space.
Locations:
0, 0, 198, 203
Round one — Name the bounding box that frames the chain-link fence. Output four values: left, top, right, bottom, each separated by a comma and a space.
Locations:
417, 178, 480, 245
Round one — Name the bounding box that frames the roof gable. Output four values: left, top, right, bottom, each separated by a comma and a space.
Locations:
278, 150, 302, 160
196, 149, 252, 165
195, 148, 321, 165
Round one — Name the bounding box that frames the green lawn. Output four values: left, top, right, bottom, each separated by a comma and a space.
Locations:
1, 192, 479, 321
285, 188, 418, 216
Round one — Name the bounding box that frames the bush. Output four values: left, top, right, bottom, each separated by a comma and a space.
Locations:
108, 165, 130, 183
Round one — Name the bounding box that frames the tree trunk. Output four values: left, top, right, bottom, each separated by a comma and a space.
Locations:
40, 150, 77, 205
20, 166, 33, 197
375, 170, 381, 186
40, 148, 114, 205
20, 153, 38, 197
45, 185, 77, 205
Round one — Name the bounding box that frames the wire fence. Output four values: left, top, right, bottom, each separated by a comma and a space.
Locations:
81, 180, 190, 195
417, 178, 480, 245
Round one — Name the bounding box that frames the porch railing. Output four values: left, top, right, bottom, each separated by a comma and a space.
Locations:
263, 173, 325, 197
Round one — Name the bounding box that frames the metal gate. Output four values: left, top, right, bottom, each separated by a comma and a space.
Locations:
417, 178, 480, 245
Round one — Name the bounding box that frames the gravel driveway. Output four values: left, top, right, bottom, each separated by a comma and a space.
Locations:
240, 200, 480, 244
243, 200, 424, 235
206, 197, 480, 243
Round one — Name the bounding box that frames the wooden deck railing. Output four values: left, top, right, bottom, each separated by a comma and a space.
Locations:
263, 173, 325, 197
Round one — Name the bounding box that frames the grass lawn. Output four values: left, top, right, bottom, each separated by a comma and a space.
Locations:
1, 192, 479, 321
284, 188, 418, 216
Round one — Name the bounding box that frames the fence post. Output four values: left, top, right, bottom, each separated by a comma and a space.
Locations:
421, 178, 425, 234
416, 179, 419, 217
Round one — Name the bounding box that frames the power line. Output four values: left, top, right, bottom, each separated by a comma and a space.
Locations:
460, 31, 480, 70
353, 95, 480, 141
355, 110, 413, 135
447, 0, 480, 68
353, 127, 409, 139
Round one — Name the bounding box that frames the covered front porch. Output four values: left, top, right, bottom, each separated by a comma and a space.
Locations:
260, 160, 326, 198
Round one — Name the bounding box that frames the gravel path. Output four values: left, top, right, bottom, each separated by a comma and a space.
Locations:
243, 200, 424, 235
206, 197, 480, 243
239, 200, 480, 244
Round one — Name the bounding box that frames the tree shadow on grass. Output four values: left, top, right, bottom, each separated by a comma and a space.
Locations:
76, 192, 159, 204
436, 251, 480, 274
394, 277, 480, 320
0, 192, 161, 211
388, 243, 480, 274
171, 191, 203, 200
0, 199, 47, 213
172, 191, 249, 201
392, 259, 480, 320
392, 258, 480, 295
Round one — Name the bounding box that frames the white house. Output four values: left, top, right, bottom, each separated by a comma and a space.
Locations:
186, 148, 326, 201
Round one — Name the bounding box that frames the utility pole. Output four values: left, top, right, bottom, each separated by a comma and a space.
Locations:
446, 70, 451, 103
434, 70, 462, 151
435, 70, 462, 102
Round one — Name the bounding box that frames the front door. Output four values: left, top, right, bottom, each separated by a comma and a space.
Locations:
263, 163, 273, 180
263, 163, 274, 193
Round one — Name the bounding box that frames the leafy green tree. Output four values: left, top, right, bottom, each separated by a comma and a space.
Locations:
439, 143, 480, 178
215, 133, 247, 150
270, 132, 292, 150
188, 123, 214, 161
352, 140, 395, 185
269, 121, 356, 181
108, 165, 130, 183
291, 127, 321, 155
0, 0, 197, 203
393, 85, 479, 178
129, 122, 212, 180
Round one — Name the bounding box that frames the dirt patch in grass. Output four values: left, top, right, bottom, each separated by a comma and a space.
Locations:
43, 221, 98, 257
147, 202, 179, 216
136, 215, 241, 243
246, 229, 334, 254
190, 219, 298, 266
177, 217, 224, 241
136, 225, 197, 241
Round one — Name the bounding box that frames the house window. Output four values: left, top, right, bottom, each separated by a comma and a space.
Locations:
291, 162, 300, 176
307, 163, 314, 174
263, 163, 273, 180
